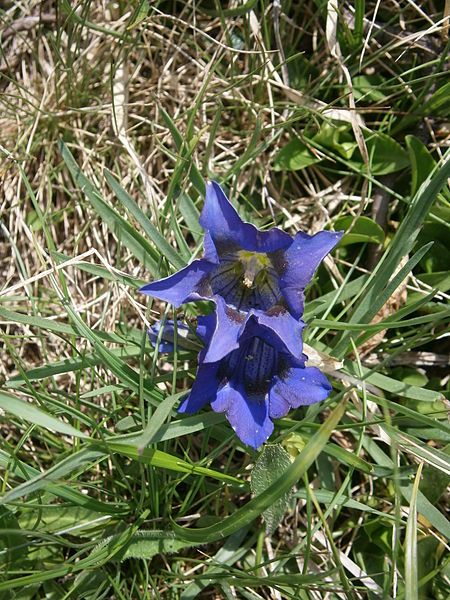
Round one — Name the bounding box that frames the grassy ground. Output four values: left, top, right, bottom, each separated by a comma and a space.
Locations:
0, 1, 449, 598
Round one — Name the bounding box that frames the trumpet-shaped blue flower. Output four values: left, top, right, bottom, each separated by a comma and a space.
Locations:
140, 182, 343, 362
178, 313, 332, 449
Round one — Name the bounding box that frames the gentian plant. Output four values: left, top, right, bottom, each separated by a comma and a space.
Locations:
179, 311, 332, 449
141, 182, 343, 448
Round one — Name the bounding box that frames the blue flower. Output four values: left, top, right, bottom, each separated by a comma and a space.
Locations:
140, 182, 343, 362
178, 313, 332, 449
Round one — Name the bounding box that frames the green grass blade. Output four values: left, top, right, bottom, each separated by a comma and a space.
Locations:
172, 400, 347, 543
334, 153, 450, 355
0, 391, 88, 439
60, 141, 160, 275
404, 463, 423, 600
0, 450, 127, 514
104, 169, 186, 270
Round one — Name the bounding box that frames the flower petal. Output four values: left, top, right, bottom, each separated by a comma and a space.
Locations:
140, 259, 215, 307
255, 307, 305, 360
200, 182, 291, 254
202, 296, 247, 363
203, 231, 220, 263
211, 383, 273, 449
178, 362, 220, 414
269, 366, 332, 418
274, 231, 343, 318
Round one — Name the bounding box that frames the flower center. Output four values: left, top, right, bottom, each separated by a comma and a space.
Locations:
237, 251, 271, 288
208, 252, 281, 311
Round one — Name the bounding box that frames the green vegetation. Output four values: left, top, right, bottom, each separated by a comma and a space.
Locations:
0, 1, 449, 598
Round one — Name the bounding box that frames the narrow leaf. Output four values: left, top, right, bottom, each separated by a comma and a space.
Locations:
0, 391, 87, 439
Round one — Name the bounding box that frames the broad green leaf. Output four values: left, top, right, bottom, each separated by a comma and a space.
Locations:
416, 536, 441, 599
0, 511, 28, 565
312, 121, 357, 159
52, 250, 140, 288
344, 361, 444, 402
116, 412, 226, 445
178, 192, 202, 242
312, 306, 450, 332
406, 135, 436, 197
0, 391, 88, 439
0, 441, 239, 507
172, 400, 346, 543
364, 130, 409, 174
352, 75, 387, 102
294, 488, 405, 523
273, 138, 321, 171
347, 130, 409, 175
19, 506, 112, 535
419, 445, 450, 504
251, 444, 293, 534
119, 530, 195, 560
5, 345, 141, 387
334, 216, 385, 246
133, 392, 185, 451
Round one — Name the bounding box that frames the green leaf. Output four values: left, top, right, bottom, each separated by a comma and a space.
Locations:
419, 445, 450, 504
416, 271, 450, 293
133, 392, 184, 451
273, 138, 321, 171
0, 449, 128, 514
104, 169, 186, 270
51, 250, 140, 288
127, 0, 149, 29
107, 442, 241, 485
0, 511, 28, 565
363, 130, 409, 175
0, 447, 106, 505
406, 135, 437, 197
312, 122, 357, 159
59, 141, 160, 275
159, 107, 205, 196
352, 75, 387, 102
404, 463, 423, 600
334, 153, 450, 355
178, 192, 202, 242
0, 391, 88, 439
251, 445, 293, 534
401, 484, 450, 541
334, 215, 385, 246
344, 361, 443, 402
120, 530, 196, 560
19, 506, 112, 535
423, 82, 450, 118
171, 400, 346, 543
